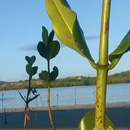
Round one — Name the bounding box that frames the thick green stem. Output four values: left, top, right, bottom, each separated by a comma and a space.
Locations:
95, 0, 111, 128
98, 0, 111, 66
95, 66, 108, 127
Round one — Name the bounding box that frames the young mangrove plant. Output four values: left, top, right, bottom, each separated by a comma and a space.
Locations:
46, 0, 130, 130
18, 55, 39, 130
37, 26, 60, 130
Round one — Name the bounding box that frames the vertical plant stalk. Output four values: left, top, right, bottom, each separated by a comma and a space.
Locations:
20, 56, 38, 130
37, 27, 59, 130
26, 76, 32, 107
95, 0, 111, 128
23, 76, 33, 130
47, 60, 56, 130
23, 114, 27, 130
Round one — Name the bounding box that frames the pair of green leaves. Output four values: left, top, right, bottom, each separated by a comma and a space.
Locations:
37, 26, 60, 61
46, 0, 130, 70
25, 56, 38, 77
39, 66, 58, 81
37, 26, 60, 82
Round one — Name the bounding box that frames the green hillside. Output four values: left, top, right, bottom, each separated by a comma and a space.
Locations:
108, 71, 130, 84
0, 70, 130, 90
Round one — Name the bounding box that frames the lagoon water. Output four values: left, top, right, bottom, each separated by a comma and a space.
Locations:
0, 83, 130, 109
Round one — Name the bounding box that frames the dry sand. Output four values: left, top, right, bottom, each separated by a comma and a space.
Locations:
0, 102, 130, 130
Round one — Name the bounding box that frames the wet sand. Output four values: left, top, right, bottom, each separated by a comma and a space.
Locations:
0, 102, 130, 130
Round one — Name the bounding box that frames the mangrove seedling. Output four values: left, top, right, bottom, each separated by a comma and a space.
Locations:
18, 55, 39, 130
37, 26, 60, 130
46, 0, 130, 130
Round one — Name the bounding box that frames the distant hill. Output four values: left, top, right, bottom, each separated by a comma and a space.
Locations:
0, 70, 130, 90
0, 81, 5, 85
107, 70, 130, 84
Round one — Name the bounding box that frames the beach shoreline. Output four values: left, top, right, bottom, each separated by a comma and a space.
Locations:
1, 101, 130, 113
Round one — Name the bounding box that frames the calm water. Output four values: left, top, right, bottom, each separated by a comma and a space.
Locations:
0, 83, 130, 109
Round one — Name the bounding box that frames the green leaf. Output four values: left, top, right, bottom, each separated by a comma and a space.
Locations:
73, 21, 94, 62
37, 40, 60, 60
50, 66, 59, 80
32, 66, 38, 75
46, 0, 95, 64
42, 26, 48, 45
37, 41, 47, 59
39, 70, 50, 81
25, 56, 36, 66
26, 65, 38, 76
25, 56, 38, 76
48, 30, 54, 43
108, 30, 130, 70
78, 111, 114, 130
47, 41, 60, 59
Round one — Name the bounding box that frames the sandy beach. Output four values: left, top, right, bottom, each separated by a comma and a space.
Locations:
0, 102, 130, 130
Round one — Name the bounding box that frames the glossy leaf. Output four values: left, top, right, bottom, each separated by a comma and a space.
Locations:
25, 56, 36, 66
42, 26, 48, 45
78, 111, 114, 130
39, 70, 50, 81
50, 66, 59, 80
73, 20, 94, 63
37, 41, 60, 60
26, 65, 38, 76
46, 0, 95, 64
108, 30, 130, 70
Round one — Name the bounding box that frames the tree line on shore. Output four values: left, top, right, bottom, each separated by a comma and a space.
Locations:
0, 70, 130, 90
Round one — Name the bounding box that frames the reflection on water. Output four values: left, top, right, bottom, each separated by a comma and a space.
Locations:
0, 83, 130, 109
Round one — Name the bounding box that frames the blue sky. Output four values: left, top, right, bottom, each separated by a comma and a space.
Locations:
0, 0, 130, 81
